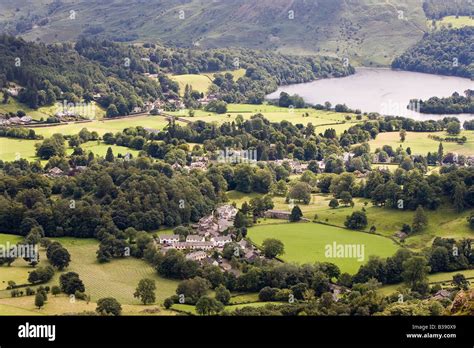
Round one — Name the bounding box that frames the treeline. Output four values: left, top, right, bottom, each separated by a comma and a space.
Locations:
463, 119, 474, 130
354, 238, 474, 286
0, 126, 42, 140
411, 90, 474, 114
315, 165, 473, 212
423, 0, 474, 19
392, 27, 473, 79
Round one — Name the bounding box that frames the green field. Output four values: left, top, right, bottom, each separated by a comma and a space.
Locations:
267, 194, 473, 250
0, 234, 23, 245
32, 115, 171, 138
429, 16, 474, 30
369, 131, 474, 156
0, 138, 40, 162
169, 69, 246, 96
0, 235, 179, 311
0, 294, 176, 316
169, 103, 362, 133
0, 92, 52, 121
232, 190, 473, 249
248, 222, 400, 274
66, 141, 140, 158
0, 138, 140, 163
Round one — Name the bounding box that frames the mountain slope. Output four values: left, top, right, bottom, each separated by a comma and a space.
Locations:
0, 0, 428, 66
392, 27, 474, 79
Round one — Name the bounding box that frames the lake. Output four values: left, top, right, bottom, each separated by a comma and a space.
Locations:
267, 68, 473, 123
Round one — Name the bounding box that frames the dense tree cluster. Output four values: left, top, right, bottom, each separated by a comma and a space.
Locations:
423, 0, 473, 19
410, 90, 474, 114
0, 157, 221, 241
0, 35, 163, 111
0, 127, 42, 140
354, 238, 474, 287
392, 27, 473, 79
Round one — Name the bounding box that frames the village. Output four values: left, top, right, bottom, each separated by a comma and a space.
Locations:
155, 204, 261, 275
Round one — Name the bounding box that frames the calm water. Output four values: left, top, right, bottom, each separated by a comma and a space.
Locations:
267, 68, 474, 122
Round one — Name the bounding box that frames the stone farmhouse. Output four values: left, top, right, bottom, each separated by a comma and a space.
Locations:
264, 210, 291, 220
210, 236, 232, 248
185, 251, 208, 262
186, 235, 205, 243
159, 235, 180, 245
173, 242, 214, 251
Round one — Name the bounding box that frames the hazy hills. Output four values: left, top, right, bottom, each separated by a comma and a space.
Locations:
0, 0, 429, 66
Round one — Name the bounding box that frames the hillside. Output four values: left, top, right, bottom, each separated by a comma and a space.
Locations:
392, 27, 474, 79
0, 0, 429, 66
0, 35, 353, 118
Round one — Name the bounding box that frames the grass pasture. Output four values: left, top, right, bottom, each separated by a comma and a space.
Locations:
0, 92, 52, 121
0, 295, 176, 316
0, 138, 140, 163
0, 92, 105, 121
429, 16, 474, 30
0, 137, 39, 162
66, 141, 140, 158
32, 115, 171, 138
247, 222, 399, 274
169, 103, 362, 133
169, 69, 246, 96
235, 190, 472, 252
46, 238, 179, 305
268, 194, 473, 250
0, 235, 179, 315
368, 131, 474, 156
169, 74, 214, 96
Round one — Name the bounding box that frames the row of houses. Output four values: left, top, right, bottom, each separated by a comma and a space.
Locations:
171, 156, 209, 172
197, 94, 219, 106
44, 166, 87, 178
158, 234, 233, 249
0, 116, 33, 126
193, 204, 239, 237
182, 240, 261, 270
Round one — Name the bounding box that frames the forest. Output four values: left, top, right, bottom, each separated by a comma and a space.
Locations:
423, 0, 474, 19
392, 27, 473, 79
410, 90, 474, 114
0, 35, 354, 117
0, 35, 164, 111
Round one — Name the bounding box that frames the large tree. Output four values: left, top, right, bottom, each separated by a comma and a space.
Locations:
289, 205, 303, 222
412, 206, 428, 232
402, 256, 430, 290
96, 297, 122, 316
344, 211, 368, 230
133, 278, 156, 305
195, 296, 224, 315
59, 272, 85, 295
262, 238, 285, 259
